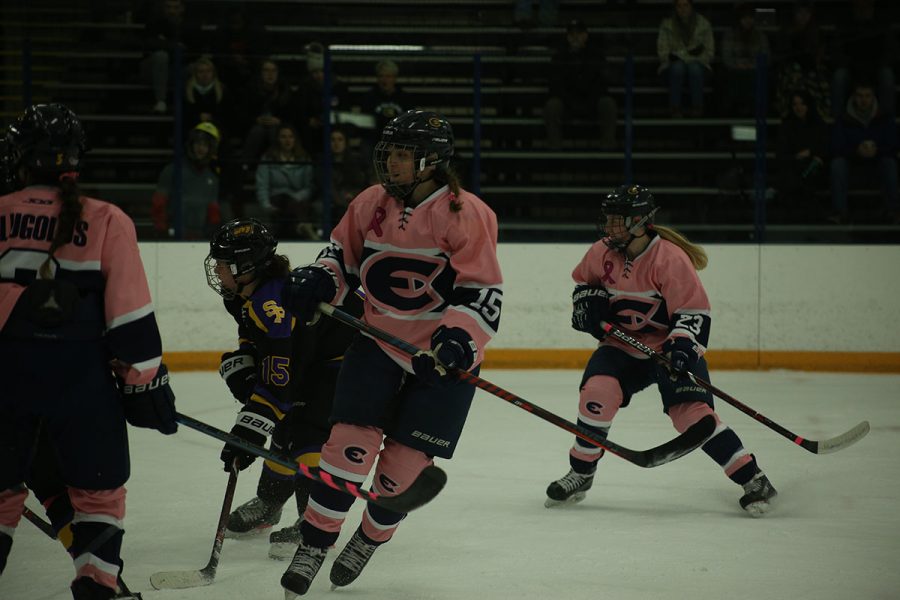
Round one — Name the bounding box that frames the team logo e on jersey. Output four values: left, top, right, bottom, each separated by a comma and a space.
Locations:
585, 401, 605, 415
361, 252, 448, 314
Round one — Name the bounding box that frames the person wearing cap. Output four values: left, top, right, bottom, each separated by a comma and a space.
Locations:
657, 0, 715, 117
544, 19, 617, 149
152, 121, 226, 239
360, 59, 414, 157
295, 41, 351, 156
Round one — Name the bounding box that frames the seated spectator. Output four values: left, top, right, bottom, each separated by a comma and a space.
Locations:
329, 126, 372, 224
294, 42, 351, 157
360, 59, 413, 155
719, 3, 769, 117
239, 58, 295, 163
140, 0, 201, 114
513, 0, 559, 27
830, 0, 896, 118
830, 82, 899, 223
152, 122, 224, 239
544, 19, 617, 150
182, 56, 235, 140
776, 90, 828, 220
255, 124, 319, 240
773, 1, 830, 120
657, 0, 714, 117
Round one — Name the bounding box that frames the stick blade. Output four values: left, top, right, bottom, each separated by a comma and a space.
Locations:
375, 465, 447, 513
639, 414, 717, 468
149, 569, 214, 590
804, 421, 870, 454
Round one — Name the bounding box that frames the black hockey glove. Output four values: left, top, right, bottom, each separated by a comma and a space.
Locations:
663, 337, 700, 381
220, 416, 268, 472
411, 326, 478, 387
282, 265, 337, 324
219, 346, 258, 403
571, 284, 610, 341
119, 363, 178, 435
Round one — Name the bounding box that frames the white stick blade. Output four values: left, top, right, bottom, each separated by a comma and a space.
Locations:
149, 569, 213, 590
818, 421, 870, 454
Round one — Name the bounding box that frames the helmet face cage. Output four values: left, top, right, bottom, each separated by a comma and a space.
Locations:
599, 185, 657, 248
373, 110, 454, 201
5, 103, 87, 179
205, 219, 277, 298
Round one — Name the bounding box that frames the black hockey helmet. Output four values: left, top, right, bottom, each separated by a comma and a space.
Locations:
600, 184, 659, 249
374, 109, 454, 200
5, 103, 87, 181
205, 218, 277, 298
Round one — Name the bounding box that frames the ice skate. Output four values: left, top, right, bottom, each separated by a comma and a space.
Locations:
544, 468, 594, 507
225, 496, 282, 538
740, 472, 777, 517
269, 518, 303, 560
281, 537, 328, 598
329, 527, 380, 589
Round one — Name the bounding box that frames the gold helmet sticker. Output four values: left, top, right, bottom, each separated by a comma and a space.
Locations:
428, 117, 443, 128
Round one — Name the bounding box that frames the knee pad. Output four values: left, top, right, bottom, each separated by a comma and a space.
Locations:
371, 439, 433, 496
668, 401, 720, 434
319, 423, 383, 484
579, 375, 624, 428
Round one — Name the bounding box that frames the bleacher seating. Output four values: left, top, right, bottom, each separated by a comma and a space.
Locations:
1, 0, 899, 243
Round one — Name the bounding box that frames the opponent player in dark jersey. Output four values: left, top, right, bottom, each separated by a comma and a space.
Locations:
205, 218, 361, 558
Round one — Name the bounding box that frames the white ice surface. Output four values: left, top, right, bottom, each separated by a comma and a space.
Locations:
2, 369, 898, 600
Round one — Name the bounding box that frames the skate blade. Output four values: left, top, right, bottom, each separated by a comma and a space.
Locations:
544, 491, 587, 508
224, 524, 275, 539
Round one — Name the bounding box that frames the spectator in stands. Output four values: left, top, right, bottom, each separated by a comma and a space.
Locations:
183, 56, 234, 140
152, 122, 224, 239
295, 42, 351, 157
544, 19, 617, 150
240, 58, 295, 163
211, 4, 269, 91
255, 124, 320, 240
776, 90, 828, 220
140, 0, 201, 113
830, 81, 899, 223
657, 0, 714, 117
513, 0, 559, 27
773, 1, 830, 120
719, 3, 769, 117
830, 0, 897, 118
328, 126, 372, 224
361, 60, 413, 155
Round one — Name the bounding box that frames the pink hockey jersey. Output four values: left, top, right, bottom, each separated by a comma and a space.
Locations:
573, 233, 711, 358
317, 183, 503, 369
0, 185, 163, 385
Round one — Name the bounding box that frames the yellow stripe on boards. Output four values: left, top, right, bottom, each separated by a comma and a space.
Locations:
163, 349, 900, 373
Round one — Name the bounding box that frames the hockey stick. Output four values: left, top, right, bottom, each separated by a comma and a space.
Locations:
149, 462, 238, 590
318, 303, 714, 468
600, 322, 870, 454
22, 506, 143, 599
173, 412, 447, 513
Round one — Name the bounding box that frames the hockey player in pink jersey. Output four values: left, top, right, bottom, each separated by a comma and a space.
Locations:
545, 185, 777, 516
279, 110, 503, 596
0, 104, 177, 600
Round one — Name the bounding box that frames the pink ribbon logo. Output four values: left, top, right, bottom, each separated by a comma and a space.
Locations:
367, 207, 386, 236
601, 260, 616, 284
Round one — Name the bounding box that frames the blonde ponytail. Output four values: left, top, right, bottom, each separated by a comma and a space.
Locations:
653, 224, 708, 271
